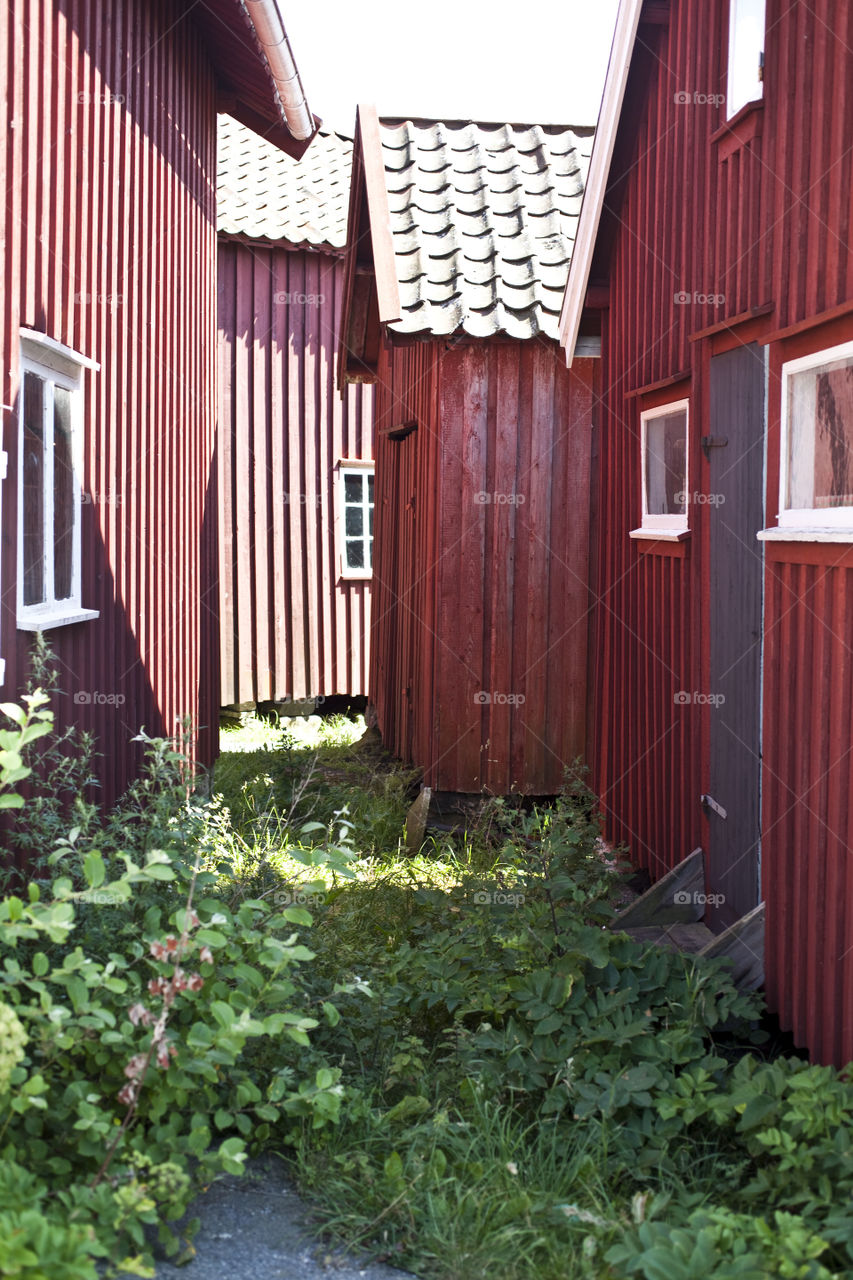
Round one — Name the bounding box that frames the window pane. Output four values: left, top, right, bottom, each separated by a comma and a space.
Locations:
645, 411, 687, 516
368, 473, 374, 504
346, 538, 364, 569
345, 504, 363, 537
53, 385, 74, 600
344, 473, 362, 504
728, 0, 765, 118
787, 357, 853, 511
367, 536, 373, 570
22, 372, 45, 606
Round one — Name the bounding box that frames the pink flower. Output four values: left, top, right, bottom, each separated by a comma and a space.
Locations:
124, 1053, 147, 1080
128, 1003, 152, 1027
156, 1040, 177, 1069
187, 972, 204, 991
118, 1082, 138, 1106
150, 935, 180, 960
199, 946, 213, 965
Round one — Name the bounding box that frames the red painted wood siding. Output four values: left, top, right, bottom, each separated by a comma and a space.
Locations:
763, 543, 853, 1066
1, 0, 219, 810
371, 337, 595, 795
217, 241, 374, 705
593, 0, 853, 1061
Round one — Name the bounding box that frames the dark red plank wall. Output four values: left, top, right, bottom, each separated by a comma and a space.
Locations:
596, 0, 853, 1061
217, 241, 374, 706
371, 336, 595, 796
0, 0, 219, 809
739, 0, 853, 1064
593, 0, 768, 878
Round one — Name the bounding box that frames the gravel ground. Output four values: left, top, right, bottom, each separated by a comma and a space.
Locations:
117, 1157, 417, 1280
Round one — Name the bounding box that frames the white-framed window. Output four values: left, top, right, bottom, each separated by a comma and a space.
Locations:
727, 0, 765, 119
632, 399, 690, 537
337, 460, 374, 579
17, 329, 99, 630
777, 339, 853, 531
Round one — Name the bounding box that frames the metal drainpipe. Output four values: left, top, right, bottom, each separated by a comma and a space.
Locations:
243, 0, 314, 141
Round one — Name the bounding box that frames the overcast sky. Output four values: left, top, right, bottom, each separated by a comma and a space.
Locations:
283, 0, 621, 136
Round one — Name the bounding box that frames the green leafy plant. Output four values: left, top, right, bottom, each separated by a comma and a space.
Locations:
0, 697, 350, 1278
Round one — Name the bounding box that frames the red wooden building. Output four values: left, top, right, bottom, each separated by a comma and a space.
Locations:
0, 0, 315, 811
341, 108, 597, 796
561, 0, 853, 1063
217, 116, 374, 712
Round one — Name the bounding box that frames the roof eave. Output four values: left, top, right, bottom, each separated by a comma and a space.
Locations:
558, 0, 644, 366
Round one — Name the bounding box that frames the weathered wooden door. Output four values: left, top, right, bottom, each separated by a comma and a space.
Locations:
705, 343, 765, 927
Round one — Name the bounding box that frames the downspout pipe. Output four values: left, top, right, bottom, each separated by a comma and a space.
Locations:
243, 0, 314, 141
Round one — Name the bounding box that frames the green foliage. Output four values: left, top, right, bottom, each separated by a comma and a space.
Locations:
606, 1205, 837, 1280
5, 636, 100, 861
0, 695, 349, 1278
278, 776, 853, 1279
5, 690, 853, 1280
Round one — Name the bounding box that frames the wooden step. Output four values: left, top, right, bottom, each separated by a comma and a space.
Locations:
623, 921, 717, 954
697, 902, 765, 991
612, 847, 706, 927
610, 847, 766, 992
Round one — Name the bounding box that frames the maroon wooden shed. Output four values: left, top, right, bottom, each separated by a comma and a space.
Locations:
217, 116, 374, 712
561, 0, 853, 1063
340, 108, 598, 797
0, 0, 316, 813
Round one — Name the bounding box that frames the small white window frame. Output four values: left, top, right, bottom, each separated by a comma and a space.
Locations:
630, 398, 690, 540
337, 459, 374, 581
726, 0, 765, 120
17, 329, 100, 631
773, 338, 853, 535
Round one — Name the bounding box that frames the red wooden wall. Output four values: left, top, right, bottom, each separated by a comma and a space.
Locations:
371, 336, 596, 796
217, 241, 374, 706
593, 0, 853, 1061
0, 0, 220, 810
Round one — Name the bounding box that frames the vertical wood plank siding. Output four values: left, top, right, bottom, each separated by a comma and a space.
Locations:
217, 241, 374, 705
370, 337, 595, 796
1, 0, 219, 810
595, 0, 853, 1061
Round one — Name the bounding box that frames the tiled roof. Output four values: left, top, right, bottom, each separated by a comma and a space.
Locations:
217, 114, 352, 250
379, 119, 594, 341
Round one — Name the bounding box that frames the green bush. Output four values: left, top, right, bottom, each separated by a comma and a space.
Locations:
0, 693, 349, 1277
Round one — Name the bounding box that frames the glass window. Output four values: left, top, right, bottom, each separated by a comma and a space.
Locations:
727, 0, 765, 119
640, 401, 689, 533
17, 331, 98, 627
339, 464, 374, 576
780, 342, 853, 527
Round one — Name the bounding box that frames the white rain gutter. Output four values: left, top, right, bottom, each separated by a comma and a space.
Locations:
243, 0, 314, 141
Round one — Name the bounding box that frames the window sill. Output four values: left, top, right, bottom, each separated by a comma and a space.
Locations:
710, 98, 764, 144
629, 528, 691, 542
339, 571, 372, 582
757, 528, 853, 543
17, 607, 100, 632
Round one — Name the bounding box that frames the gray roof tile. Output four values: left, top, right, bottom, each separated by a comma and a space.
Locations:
378, 118, 593, 341
217, 114, 352, 250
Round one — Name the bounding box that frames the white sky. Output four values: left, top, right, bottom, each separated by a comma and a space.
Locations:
283, 0, 621, 136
